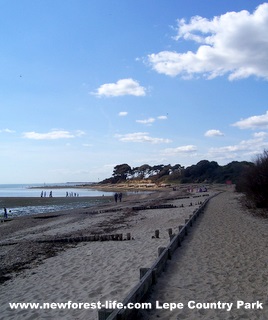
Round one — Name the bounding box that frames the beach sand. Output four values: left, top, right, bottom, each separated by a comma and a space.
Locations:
2, 188, 266, 320
140, 191, 268, 320
0, 188, 211, 320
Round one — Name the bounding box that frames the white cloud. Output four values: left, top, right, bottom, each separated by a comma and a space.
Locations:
115, 132, 171, 144
23, 129, 85, 140
204, 129, 224, 137
118, 111, 128, 116
75, 130, 86, 137
158, 115, 168, 120
0, 128, 15, 133
209, 133, 268, 159
163, 145, 197, 156
92, 78, 146, 97
253, 131, 268, 138
148, 3, 268, 80
232, 111, 268, 129
136, 117, 155, 125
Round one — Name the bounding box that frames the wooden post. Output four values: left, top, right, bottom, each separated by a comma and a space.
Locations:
168, 228, 172, 236
140, 268, 150, 279
98, 309, 113, 320
189, 215, 193, 226
126, 233, 131, 240
169, 234, 175, 241
158, 247, 166, 256
152, 268, 157, 284
155, 230, 160, 238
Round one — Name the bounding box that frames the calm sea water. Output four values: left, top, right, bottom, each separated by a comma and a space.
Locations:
0, 183, 114, 217
0, 183, 113, 198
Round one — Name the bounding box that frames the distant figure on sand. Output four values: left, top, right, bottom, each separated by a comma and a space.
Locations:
118, 192, 122, 202
114, 193, 118, 203
3, 207, 7, 219
49, 191, 53, 197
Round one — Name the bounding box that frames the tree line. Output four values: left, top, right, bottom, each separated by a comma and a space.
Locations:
100, 160, 253, 185
100, 150, 268, 209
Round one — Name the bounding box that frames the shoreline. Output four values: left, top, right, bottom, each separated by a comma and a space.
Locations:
29, 182, 218, 192
0, 196, 114, 218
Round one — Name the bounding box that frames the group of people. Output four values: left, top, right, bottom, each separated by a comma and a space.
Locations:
114, 192, 123, 203
40, 191, 53, 197
66, 192, 79, 197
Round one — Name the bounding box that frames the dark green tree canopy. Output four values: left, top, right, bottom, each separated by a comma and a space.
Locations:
100, 160, 252, 184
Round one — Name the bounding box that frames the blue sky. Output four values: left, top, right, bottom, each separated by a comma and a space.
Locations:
1, 0, 268, 183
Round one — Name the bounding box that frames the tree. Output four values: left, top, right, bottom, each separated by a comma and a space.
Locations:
112, 164, 132, 182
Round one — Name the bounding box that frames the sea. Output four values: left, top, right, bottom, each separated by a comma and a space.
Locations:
0, 183, 114, 217
0, 183, 112, 198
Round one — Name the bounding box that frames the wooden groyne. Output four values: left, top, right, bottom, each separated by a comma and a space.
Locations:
0, 233, 133, 247
98, 193, 219, 320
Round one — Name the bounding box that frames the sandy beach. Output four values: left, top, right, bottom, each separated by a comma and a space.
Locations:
0, 187, 211, 320
1, 187, 267, 320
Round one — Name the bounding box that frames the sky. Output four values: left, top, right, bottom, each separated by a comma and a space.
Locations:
1, 0, 268, 183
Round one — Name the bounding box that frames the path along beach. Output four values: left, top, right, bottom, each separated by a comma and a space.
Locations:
0, 188, 268, 319
141, 191, 268, 320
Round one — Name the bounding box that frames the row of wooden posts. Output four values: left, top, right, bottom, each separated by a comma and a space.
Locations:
98, 194, 218, 320
37, 233, 132, 244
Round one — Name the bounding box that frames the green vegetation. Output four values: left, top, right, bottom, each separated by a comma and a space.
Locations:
100, 150, 268, 210
100, 160, 253, 185
236, 150, 268, 208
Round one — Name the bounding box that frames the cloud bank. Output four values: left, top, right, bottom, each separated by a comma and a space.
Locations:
148, 3, 268, 80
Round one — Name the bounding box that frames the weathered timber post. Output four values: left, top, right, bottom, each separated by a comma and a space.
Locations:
152, 268, 157, 284
98, 308, 113, 320
158, 247, 166, 256
169, 234, 175, 241
140, 268, 150, 279
189, 214, 193, 226
155, 230, 160, 238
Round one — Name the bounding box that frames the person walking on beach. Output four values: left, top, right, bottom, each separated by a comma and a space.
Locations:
3, 207, 7, 219
118, 192, 122, 202
114, 193, 118, 203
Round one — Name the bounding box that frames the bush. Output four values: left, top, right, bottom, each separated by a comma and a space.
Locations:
236, 150, 268, 208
